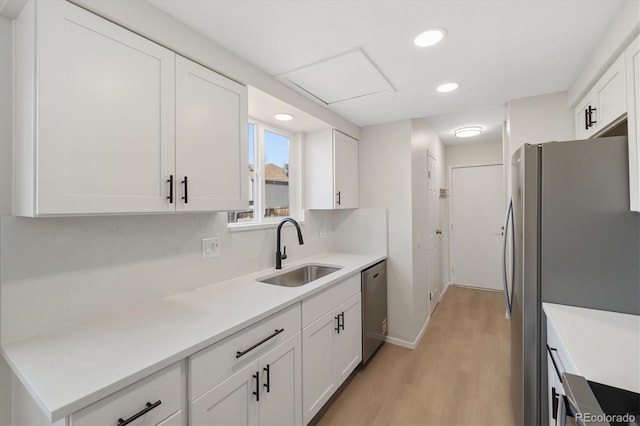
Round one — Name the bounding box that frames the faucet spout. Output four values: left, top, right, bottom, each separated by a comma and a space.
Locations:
276, 217, 304, 269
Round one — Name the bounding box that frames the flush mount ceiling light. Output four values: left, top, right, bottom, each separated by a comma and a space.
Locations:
436, 82, 459, 93
414, 28, 447, 47
274, 113, 294, 121
455, 126, 483, 138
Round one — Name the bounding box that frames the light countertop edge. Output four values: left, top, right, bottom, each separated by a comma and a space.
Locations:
1, 252, 387, 422
542, 302, 640, 394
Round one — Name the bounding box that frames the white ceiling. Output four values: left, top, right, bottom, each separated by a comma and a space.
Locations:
248, 86, 330, 133
149, 0, 624, 144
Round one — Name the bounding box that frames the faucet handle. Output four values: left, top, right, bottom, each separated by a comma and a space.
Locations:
282, 246, 287, 260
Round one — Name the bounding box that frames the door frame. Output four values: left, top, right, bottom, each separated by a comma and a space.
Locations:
448, 162, 503, 286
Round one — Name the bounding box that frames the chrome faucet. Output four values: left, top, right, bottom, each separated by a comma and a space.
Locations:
276, 217, 304, 269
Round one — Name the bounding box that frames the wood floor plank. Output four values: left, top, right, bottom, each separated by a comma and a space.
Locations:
317, 285, 514, 426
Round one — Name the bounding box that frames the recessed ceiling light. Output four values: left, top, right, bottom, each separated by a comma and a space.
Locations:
414, 28, 447, 47
436, 82, 459, 93
455, 126, 483, 138
274, 113, 294, 121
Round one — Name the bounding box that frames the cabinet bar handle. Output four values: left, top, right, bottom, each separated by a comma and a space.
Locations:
552, 387, 559, 421
235, 329, 284, 359
588, 106, 597, 127
167, 175, 174, 204
335, 315, 340, 333
584, 108, 589, 130
253, 372, 260, 401
547, 345, 563, 383
181, 176, 188, 204
336, 191, 341, 206
340, 312, 345, 330
117, 400, 162, 426
264, 364, 271, 393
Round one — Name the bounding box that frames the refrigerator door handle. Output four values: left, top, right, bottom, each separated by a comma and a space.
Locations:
502, 199, 514, 316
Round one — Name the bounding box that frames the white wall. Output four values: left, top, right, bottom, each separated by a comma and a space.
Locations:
507, 91, 575, 158
446, 140, 503, 168
410, 118, 446, 338
358, 119, 446, 345
359, 120, 414, 342
0, 211, 336, 344
0, 15, 12, 425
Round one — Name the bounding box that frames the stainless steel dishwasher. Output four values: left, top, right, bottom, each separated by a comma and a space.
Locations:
361, 260, 387, 364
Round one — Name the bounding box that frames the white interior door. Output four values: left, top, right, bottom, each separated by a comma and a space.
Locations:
427, 154, 441, 312
451, 164, 504, 290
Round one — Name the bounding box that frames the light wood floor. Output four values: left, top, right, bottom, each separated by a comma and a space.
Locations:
317, 285, 514, 426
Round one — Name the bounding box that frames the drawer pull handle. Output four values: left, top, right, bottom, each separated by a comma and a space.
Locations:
235, 328, 284, 359
117, 400, 162, 426
547, 345, 563, 383
340, 312, 345, 331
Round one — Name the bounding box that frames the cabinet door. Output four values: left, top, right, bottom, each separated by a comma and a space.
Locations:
627, 35, 640, 212
190, 361, 260, 426
259, 334, 302, 426
574, 92, 594, 140
333, 131, 358, 209
36, 1, 176, 215
302, 311, 338, 424
334, 293, 362, 384
593, 55, 626, 132
176, 55, 248, 212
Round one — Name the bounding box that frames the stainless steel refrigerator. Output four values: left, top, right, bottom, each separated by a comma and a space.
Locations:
502, 136, 640, 425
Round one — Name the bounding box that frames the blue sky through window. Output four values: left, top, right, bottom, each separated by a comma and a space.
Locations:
264, 130, 289, 167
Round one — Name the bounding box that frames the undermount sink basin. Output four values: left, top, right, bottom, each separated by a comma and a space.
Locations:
258, 264, 342, 287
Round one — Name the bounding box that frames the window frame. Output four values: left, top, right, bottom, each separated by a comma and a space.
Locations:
228, 119, 303, 230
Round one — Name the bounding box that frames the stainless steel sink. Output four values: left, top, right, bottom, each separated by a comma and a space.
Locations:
258, 264, 342, 287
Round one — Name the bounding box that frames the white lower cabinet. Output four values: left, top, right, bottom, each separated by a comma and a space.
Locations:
190, 360, 260, 425
190, 334, 302, 426
301, 275, 362, 425
71, 362, 187, 426
189, 304, 302, 426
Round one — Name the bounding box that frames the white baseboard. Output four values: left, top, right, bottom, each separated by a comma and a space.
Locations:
385, 315, 430, 350
441, 282, 451, 298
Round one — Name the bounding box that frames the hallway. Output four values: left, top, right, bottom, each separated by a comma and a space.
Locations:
318, 285, 513, 425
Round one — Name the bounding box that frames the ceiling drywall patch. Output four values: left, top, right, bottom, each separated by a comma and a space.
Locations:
278, 48, 395, 105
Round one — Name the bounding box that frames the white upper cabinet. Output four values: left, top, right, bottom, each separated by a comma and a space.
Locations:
176, 56, 248, 212
16, 0, 176, 216
14, 0, 248, 216
305, 129, 358, 210
574, 55, 626, 140
626, 34, 640, 212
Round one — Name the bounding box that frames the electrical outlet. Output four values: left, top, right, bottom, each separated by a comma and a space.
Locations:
319, 224, 327, 239
202, 236, 221, 259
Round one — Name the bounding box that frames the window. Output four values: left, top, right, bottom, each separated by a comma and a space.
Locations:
228, 121, 301, 226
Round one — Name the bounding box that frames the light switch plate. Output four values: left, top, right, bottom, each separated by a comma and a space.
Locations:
319, 225, 328, 239
202, 236, 220, 258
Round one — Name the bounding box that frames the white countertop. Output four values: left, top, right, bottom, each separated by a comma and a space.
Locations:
1, 252, 386, 422
543, 302, 640, 393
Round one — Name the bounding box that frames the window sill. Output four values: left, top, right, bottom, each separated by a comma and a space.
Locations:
227, 220, 305, 233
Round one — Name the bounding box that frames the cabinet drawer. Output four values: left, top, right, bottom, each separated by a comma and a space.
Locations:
546, 317, 578, 381
189, 303, 301, 401
302, 274, 360, 328
71, 362, 185, 426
